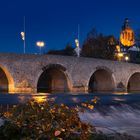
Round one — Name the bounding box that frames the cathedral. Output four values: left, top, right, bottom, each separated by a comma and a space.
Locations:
120, 18, 135, 48
115, 18, 136, 61
118, 18, 140, 63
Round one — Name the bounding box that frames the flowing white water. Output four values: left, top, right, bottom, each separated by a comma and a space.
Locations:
79, 104, 140, 139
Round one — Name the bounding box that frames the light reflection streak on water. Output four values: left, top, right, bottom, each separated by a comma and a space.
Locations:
31, 96, 47, 103
71, 97, 80, 103
112, 97, 126, 102
17, 93, 54, 103
113, 92, 128, 95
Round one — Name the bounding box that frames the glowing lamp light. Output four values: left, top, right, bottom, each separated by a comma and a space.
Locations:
36, 41, 45, 47
21, 32, 25, 40
75, 39, 79, 47
125, 56, 129, 61
32, 96, 47, 103
36, 41, 45, 54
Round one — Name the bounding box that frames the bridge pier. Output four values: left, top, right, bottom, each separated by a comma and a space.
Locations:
115, 81, 127, 93
72, 86, 88, 93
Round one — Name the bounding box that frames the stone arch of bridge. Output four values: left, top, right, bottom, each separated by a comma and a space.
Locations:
0, 64, 15, 93
127, 72, 140, 92
36, 64, 72, 93
88, 66, 116, 93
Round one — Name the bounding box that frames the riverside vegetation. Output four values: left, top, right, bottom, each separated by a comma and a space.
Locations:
0, 98, 137, 140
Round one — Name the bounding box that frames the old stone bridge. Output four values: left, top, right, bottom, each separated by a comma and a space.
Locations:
0, 53, 140, 93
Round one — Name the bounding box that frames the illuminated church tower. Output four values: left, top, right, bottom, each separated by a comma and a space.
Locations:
120, 18, 135, 48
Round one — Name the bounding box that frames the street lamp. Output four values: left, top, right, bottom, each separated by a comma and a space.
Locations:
75, 39, 79, 48
125, 56, 129, 61
74, 39, 81, 57
36, 41, 45, 54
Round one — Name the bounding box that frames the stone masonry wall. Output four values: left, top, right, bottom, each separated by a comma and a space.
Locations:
0, 53, 140, 93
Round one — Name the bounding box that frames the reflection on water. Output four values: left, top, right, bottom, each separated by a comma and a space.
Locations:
0, 92, 140, 138
32, 95, 48, 103
113, 91, 129, 95
112, 96, 126, 102
17, 93, 56, 103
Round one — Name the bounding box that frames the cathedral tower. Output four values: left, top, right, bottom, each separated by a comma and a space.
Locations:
120, 18, 135, 47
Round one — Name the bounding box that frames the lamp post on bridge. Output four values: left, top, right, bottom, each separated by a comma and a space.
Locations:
36, 41, 45, 54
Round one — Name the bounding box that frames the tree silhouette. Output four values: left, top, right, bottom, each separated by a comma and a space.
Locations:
48, 43, 74, 56
82, 28, 117, 60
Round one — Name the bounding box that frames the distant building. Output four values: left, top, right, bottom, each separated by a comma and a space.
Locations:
114, 18, 140, 63
120, 18, 135, 48
128, 46, 140, 64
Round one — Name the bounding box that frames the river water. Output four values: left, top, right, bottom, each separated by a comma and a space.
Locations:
0, 93, 140, 139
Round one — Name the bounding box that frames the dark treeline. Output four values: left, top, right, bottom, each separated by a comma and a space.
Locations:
48, 43, 74, 56
47, 28, 118, 60
81, 28, 117, 60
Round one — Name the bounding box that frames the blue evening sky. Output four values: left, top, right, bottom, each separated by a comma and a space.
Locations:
0, 0, 140, 54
